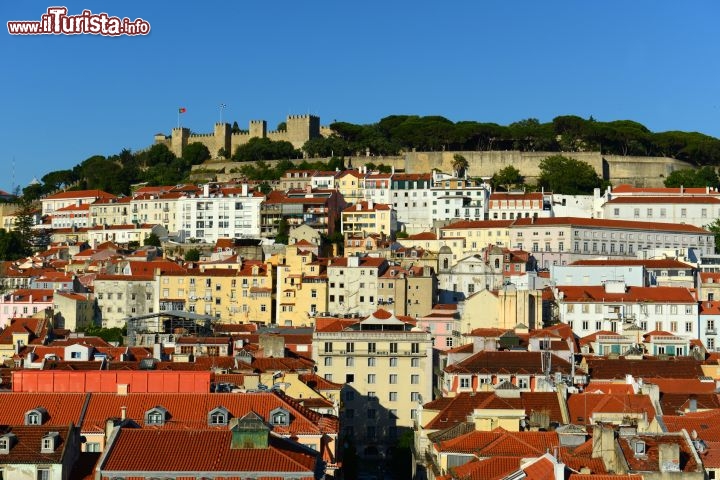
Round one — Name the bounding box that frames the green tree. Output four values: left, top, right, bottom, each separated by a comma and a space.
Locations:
231, 121, 241, 134
537, 155, 602, 194
491, 165, 524, 191
184, 248, 201, 262
275, 218, 290, 245
706, 219, 720, 253
232, 138, 301, 162
664, 166, 718, 188
217, 147, 229, 159
80, 325, 126, 345
14, 197, 37, 253
0, 229, 30, 260
276, 121, 287, 131
452, 154, 469, 178
144, 233, 161, 247
182, 142, 211, 166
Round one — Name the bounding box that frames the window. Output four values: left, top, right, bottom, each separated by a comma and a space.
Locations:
208, 408, 228, 426
460, 377, 470, 388
411, 392, 421, 402
324, 357, 332, 366
346, 374, 354, 383
389, 342, 398, 353
368, 342, 376, 353
411, 374, 420, 384
389, 374, 398, 384
37, 469, 50, 480
324, 342, 332, 353
389, 392, 398, 402
411, 343, 420, 354
346, 357, 354, 367
411, 358, 420, 368
368, 357, 376, 367
25, 411, 41, 425
389, 357, 398, 367
367, 374, 376, 384
271, 408, 289, 426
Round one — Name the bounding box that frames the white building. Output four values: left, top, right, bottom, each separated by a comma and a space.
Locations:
699, 300, 720, 353
176, 184, 263, 243
601, 196, 720, 229
509, 217, 714, 269
556, 281, 699, 349
391, 173, 433, 234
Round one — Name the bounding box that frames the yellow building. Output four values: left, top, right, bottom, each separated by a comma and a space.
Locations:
313, 309, 433, 458
159, 260, 273, 324
341, 200, 397, 237
335, 169, 364, 203
275, 243, 329, 327
440, 220, 514, 256
460, 287, 543, 334
88, 196, 131, 227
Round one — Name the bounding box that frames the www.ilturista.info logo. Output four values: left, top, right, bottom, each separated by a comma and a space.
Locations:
7, 7, 150, 36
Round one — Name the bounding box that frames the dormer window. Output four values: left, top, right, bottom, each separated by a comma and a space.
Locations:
24, 408, 48, 426
41, 432, 59, 453
208, 407, 229, 426
269, 407, 290, 427
631, 437, 646, 456
0, 433, 16, 454
144, 406, 168, 426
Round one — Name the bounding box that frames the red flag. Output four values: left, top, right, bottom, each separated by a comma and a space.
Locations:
178, 107, 187, 114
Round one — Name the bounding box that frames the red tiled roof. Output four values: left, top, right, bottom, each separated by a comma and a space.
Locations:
556, 285, 696, 303
511, 216, 709, 233
612, 184, 716, 195
44, 189, 112, 200
490, 192, 544, 201
441, 220, 514, 230
424, 392, 562, 430
435, 428, 559, 456
619, 433, 700, 473
570, 259, 694, 269
405, 232, 437, 240
0, 425, 71, 463
443, 457, 520, 480
659, 392, 720, 415
82, 391, 337, 435
445, 351, 572, 376
568, 392, 657, 424
99, 428, 319, 476
0, 392, 87, 425
585, 357, 704, 379
607, 196, 720, 204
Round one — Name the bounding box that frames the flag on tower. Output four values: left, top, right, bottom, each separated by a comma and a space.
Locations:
178, 107, 187, 114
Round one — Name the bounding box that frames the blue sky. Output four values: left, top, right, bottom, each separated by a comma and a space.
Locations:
2, 1, 719, 193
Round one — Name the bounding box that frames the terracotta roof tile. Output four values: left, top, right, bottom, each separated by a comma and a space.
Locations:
99, 428, 319, 476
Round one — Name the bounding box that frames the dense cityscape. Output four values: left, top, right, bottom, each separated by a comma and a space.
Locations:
2, 115, 720, 479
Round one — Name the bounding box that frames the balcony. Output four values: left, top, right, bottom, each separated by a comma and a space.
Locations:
706, 328, 717, 336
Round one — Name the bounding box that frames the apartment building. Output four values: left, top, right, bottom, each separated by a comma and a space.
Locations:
391, 173, 433, 233
93, 274, 158, 328
326, 256, 388, 317
430, 173, 490, 222
509, 217, 714, 269
177, 183, 264, 242
313, 309, 433, 458
88, 195, 132, 228
261, 189, 345, 239
40, 189, 113, 215
602, 196, 720, 228
159, 261, 274, 324
275, 243, 329, 327
488, 191, 551, 220
341, 200, 396, 237
555, 281, 699, 348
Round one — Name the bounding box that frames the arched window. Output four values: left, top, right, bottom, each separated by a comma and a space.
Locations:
443, 258, 449, 270
494, 259, 500, 269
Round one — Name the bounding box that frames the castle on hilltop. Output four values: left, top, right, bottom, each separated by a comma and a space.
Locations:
154, 114, 329, 158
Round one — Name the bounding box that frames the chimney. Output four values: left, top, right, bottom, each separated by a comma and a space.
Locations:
153, 343, 162, 361
242, 183, 248, 196
689, 397, 697, 412
658, 442, 681, 472
368, 199, 374, 209
356, 203, 362, 211
203, 184, 210, 197
120, 406, 127, 420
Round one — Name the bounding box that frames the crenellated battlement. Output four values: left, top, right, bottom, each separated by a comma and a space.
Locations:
155, 114, 323, 157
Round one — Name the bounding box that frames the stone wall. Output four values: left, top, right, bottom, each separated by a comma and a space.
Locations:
190, 151, 696, 188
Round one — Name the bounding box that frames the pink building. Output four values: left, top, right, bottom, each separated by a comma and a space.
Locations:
0, 289, 54, 328
416, 304, 460, 350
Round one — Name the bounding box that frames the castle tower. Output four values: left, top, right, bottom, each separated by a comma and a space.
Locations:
249, 120, 267, 139
213, 122, 231, 158
285, 115, 320, 149
170, 128, 190, 157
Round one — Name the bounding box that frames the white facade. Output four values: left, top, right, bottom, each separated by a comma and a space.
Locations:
509, 217, 715, 270
557, 283, 699, 345
550, 265, 646, 287
176, 185, 263, 242
601, 197, 720, 229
